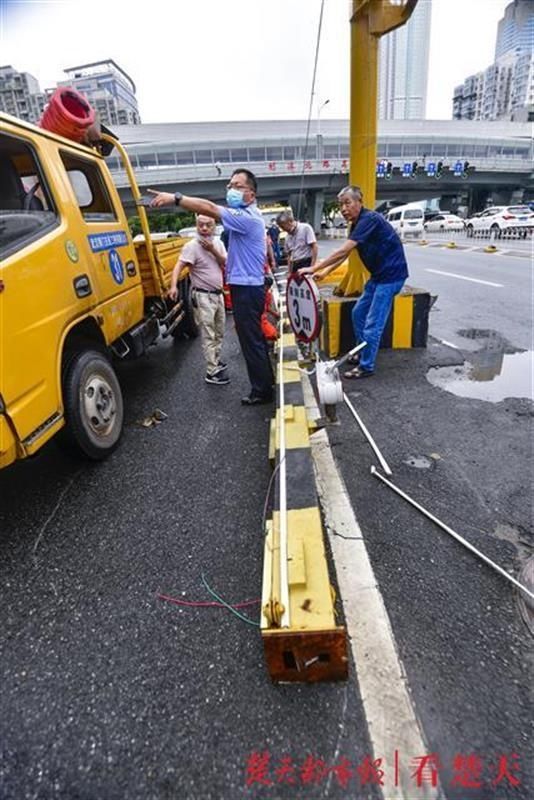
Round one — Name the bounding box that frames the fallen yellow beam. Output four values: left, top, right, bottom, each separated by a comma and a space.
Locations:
262, 327, 348, 682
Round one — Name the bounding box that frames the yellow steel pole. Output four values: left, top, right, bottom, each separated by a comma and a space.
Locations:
336, 0, 418, 297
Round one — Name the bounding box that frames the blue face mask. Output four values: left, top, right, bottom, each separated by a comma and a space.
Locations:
226, 188, 245, 208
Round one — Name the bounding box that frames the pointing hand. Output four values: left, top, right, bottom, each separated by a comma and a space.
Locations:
147, 189, 175, 208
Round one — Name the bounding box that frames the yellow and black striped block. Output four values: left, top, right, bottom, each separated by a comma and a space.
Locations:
262, 330, 348, 683
320, 285, 433, 359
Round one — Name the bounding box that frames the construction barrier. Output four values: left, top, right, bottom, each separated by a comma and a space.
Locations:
320, 284, 433, 359
262, 330, 348, 683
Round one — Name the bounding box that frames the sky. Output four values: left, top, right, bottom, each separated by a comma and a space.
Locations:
0, 0, 511, 123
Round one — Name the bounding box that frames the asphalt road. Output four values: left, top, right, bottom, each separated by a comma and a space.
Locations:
319, 237, 533, 798
1, 240, 532, 799
0, 324, 379, 800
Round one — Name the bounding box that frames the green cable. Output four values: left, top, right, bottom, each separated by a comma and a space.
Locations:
201, 573, 260, 627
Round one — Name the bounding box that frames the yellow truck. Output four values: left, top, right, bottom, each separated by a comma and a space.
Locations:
0, 112, 195, 469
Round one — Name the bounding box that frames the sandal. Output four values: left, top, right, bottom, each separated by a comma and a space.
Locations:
347, 353, 360, 365
343, 366, 374, 379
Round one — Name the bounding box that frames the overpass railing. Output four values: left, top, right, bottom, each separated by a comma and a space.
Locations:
110, 159, 348, 189
110, 155, 533, 190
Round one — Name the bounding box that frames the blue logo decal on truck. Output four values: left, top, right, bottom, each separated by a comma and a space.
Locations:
109, 249, 124, 284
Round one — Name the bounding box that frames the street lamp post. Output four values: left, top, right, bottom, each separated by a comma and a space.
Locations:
317, 98, 330, 138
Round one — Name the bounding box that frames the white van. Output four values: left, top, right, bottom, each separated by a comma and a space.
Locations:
386, 204, 424, 239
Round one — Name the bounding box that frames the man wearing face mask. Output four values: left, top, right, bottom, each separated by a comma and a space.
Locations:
148, 169, 273, 405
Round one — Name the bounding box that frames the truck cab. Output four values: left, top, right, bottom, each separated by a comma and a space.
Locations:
0, 113, 193, 469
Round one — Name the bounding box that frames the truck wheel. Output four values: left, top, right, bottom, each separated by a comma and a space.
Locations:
63, 350, 124, 460
174, 276, 199, 339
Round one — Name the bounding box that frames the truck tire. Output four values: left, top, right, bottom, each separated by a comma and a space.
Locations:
174, 276, 199, 339
62, 350, 124, 460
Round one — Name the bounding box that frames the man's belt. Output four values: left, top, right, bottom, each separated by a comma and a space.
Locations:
192, 287, 223, 295
291, 257, 312, 273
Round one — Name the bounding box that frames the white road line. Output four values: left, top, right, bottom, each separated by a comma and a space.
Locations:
438, 339, 460, 350
425, 269, 503, 287
302, 378, 439, 800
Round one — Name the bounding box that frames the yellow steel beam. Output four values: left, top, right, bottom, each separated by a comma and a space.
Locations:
261, 326, 348, 680
337, 0, 418, 297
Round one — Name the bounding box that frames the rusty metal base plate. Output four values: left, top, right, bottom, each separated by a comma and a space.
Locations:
262, 627, 348, 683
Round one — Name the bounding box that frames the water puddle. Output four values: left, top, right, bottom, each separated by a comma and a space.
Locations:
427, 329, 533, 402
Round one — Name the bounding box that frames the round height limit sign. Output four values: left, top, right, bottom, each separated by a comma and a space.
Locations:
286, 273, 322, 343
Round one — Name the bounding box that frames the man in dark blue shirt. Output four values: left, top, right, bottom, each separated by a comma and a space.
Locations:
267, 219, 281, 265
299, 185, 408, 378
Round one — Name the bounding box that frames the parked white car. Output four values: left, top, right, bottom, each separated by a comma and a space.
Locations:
178, 224, 224, 238
177, 227, 197, 239
133, 231, 179, 242
424, 214, 465, 232
465, 206, 533, 236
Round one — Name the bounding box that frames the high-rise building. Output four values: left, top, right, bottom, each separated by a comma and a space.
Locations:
495, 0, 534, 60
452, 0, 533, 122
378, 0, 432, 120
510, 50, 534, 120
59, 60, 141, 126
0, 65, 46, 123
452, 73, 484, 120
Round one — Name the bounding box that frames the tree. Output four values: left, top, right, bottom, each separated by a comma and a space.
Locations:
127, 210, 196, 237
323, 200, 340, 226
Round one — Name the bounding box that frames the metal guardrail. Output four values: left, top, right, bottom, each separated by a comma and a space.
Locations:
425, 226, 533, 241
323, 227, 347, 239
465, 225, 533, 240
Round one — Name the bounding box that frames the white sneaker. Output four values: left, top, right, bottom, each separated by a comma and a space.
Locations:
205, 372, 230, 385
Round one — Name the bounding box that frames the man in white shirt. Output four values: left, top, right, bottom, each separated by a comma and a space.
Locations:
169, 215, 228, 385
276, 211, 318, 274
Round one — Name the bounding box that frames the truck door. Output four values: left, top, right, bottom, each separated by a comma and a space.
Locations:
57, 150, 143, 343
0, 130, 90, 452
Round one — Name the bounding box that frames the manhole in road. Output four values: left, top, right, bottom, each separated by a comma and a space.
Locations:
403, 455, 434, 469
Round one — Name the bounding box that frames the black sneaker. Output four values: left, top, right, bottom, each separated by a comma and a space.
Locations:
205, 372, 230, 385
343, 366, 373, 379
241, 394, 273, 405
212, 361, 227, 375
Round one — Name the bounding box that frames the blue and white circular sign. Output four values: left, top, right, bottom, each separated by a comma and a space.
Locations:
109, 249, 124, 284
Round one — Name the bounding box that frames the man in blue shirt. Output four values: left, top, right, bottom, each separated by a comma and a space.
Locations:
299, 185, 408, 378
148, 169, 273, 404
